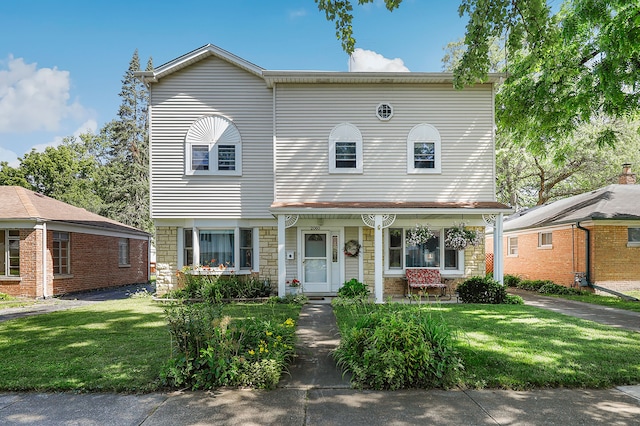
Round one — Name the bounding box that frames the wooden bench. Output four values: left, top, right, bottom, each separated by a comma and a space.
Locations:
405, 268, 448, 298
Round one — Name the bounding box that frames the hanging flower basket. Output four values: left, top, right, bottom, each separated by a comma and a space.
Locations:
406, 224, 435, 246
445, 224, 482, 251
344, 240, 361, 257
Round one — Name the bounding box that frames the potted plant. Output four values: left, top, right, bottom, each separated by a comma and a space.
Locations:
286, 278, 301, 294
445, 223, 482, 251
406, 224, 435, 246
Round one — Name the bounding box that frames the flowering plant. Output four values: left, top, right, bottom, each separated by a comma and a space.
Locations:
286, 278, 301, 287
445, 223, 482, 251
406, 224, 435, 246
343, 240, 361, 257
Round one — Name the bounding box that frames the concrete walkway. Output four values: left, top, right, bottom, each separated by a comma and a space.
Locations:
2, 290, 640, 424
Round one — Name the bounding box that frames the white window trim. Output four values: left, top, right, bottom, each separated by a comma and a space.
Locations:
328, 123, 363, 174
53, 231, 71, 275
407, 123, 442, 174
183, 227, 256, 275
1, 229, 20, 277
538, 231, 553, 249
507, 236, 519, 257
384, 228, 464, 276
185, 115, 242, 176
118, 238, 130, 266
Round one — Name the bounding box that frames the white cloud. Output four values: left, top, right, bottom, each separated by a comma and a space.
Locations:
30, 119, 98, 153
0, 146, 19, 167
0, 56, 86, 133
289, 9, 306, 19
349, 48, 410, 72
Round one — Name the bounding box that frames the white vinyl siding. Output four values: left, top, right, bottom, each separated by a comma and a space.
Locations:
274, 84, 495, 203
149, 57, 273, 219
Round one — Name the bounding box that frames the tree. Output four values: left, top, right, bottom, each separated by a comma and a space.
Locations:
98, 51, 153, 233
316, 0, 640, 151
0, 136, 103, 211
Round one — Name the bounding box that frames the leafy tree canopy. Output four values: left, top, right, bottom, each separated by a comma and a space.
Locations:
315, 0, 640, 151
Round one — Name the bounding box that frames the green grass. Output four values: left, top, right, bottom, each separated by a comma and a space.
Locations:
333, 302, 640, 390
551, 293, 640, 313
0, 297, 300, 392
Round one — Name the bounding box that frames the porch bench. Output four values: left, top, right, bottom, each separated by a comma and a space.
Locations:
405, 268, 449, 298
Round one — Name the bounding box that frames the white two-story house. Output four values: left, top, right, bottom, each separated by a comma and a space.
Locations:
138, 44, 510, 302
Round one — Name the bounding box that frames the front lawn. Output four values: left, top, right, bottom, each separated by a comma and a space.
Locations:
0, 297, 300, 392
334, 302, 640, 390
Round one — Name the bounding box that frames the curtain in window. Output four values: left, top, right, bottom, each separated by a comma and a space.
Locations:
200, 230, 234, 267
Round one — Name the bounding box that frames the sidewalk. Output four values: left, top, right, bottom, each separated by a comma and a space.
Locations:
2, 293, 640, 424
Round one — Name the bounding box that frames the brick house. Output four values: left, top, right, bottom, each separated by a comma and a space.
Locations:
0, 186, 151, 298
486, 165, 640, 293
137, 44, 511, 302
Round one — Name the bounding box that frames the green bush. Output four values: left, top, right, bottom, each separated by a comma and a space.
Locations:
505, 294, 525, 304
333, 306, 462, 390
169, 274, 272, 302
337, 278, 370, 298
516, 279, 554, 292
457, 276, 507, 304
503, 274, 522, 287
162, 305, 297, 390
537, 282, 586, 295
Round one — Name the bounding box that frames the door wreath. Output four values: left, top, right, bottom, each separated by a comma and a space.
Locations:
343, 240, 361, 257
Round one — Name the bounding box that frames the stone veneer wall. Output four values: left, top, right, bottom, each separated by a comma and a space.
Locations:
361, 227, 375, 293
155, 226, 178, 295
259, 226, 278, 289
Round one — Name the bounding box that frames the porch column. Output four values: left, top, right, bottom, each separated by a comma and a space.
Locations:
493, 213, 504, 285
277, 214, 286, 297
374, 215, 383, 304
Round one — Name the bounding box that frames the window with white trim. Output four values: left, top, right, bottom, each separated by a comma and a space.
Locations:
508, 236, 518, 256
184, 228, 255, 272
53, 232, 70, 274
328, 123, 363, 174
538, 232, 552, 248
629, 227, 640, 245
185, 115, 242, 176
0, 230, 20, 276
407, 123, 441, 174
119, 238, 130, 266
387, 227, 462, 272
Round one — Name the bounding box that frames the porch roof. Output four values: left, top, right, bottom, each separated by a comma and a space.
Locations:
270, 201, 512, 217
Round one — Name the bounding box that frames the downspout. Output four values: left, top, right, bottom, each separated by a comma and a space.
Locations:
41, 221, 48, 298
576, 222, 590, 285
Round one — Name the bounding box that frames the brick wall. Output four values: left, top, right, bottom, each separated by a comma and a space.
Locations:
0, 228, 148, 298
51, 232, 149, 296
592, 225, 640, 291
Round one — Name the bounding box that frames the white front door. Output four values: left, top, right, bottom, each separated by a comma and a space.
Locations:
302, 232, 330, 293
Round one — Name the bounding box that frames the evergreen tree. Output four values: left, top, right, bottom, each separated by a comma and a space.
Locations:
98, 50, 153, 233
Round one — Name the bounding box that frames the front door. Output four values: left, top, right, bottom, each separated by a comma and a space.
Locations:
302, 232, 330, 293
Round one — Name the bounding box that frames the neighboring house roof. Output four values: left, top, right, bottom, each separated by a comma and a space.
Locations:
137, 43, 505, 86
502, 184, 640, 232
0, 186, 149, 236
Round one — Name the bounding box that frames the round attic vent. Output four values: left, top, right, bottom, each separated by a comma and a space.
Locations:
376, 103, 393, 121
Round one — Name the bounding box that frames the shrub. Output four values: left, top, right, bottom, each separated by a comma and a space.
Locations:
505, 294, 524, 304
503, 274, 522, 288
169, 274, 272, 302
537, 282, 586, 296
334, 306, 462, 390
162, 305, 297, 390
516, 279, 554, 292
337, 278, 370, 298
457, 276, 507, 304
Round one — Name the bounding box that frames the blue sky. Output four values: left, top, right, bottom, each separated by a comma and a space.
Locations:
0, 0, 470, 166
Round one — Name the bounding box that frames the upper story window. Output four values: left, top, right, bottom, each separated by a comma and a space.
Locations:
185, 115, 242, 176
329, 123, 363, 174
53, 231, 70, 274
407, 123, 441, 174
0, 230, 20, 276
538, 231, 552, 248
